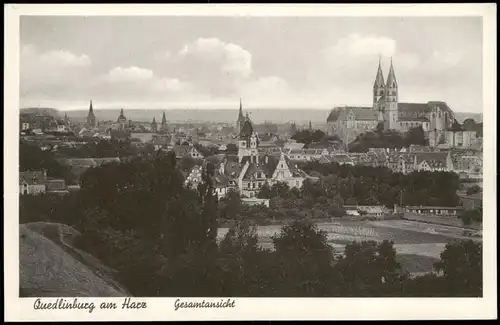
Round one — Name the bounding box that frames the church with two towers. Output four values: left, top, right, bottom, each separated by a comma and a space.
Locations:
327, 57, 459, 146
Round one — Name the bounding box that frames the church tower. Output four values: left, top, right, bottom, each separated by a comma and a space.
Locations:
373, 56, 386, 109
236, 98, 245, 134
385, 58, 399, 130
151, 117, 158, 133
86, 100, 97, 128
238, 113, 259, 163
160, 111, 168, 133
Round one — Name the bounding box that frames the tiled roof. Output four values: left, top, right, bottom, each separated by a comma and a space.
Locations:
398, 103, 431, 114
399, 116, 430, 122
428, 101, 454, 114
327, 109, 343, 122
283, 156, 308, 178
344, 107, 379, 121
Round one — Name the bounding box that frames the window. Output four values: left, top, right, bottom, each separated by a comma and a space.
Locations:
247, 183, 251, 189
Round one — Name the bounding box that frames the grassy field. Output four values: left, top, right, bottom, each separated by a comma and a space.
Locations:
217, 219, 481, 274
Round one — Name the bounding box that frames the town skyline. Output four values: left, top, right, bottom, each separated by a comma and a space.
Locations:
20, 16, 483, 113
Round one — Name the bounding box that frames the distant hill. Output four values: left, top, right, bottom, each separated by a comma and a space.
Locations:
63, 108, 333, 126
454, 112, 483, 123
22, 106, 482, 125
20, 107, 61, 118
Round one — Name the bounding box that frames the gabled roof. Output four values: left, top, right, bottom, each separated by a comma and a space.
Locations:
398, 103, 431, 114
428, 101, 454, 114
20, 171, 46, 185
283, 155, 308, 178
344, 107, 379, 121
241, 163, 266, 181
327, 109, 343, 122
415, 152, 449, 168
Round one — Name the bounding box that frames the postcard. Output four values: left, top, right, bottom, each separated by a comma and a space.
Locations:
4, 3, 497, 321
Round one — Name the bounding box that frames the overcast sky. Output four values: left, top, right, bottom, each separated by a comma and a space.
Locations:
20, 16, 483, 112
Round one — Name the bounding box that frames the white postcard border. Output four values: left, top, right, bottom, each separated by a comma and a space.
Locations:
4, 3, 497, 321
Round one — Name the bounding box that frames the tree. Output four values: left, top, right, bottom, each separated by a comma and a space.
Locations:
270, 182, 290, 198
466, 185, 481, 195
220, 189, 242, 219
272, 220, 337, 296
292, 129, 326, 147
257, 183, 272, 199
434, 240, 482, 296
226, 143, 238, 154
19, 140, 74, 183
336, 240, 402, 296
404, 126, 428, 146
462, 118, 477, 131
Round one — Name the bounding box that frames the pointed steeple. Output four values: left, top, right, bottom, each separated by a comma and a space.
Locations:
386, 57, 397, 88
237, 98, 245, 122
152, 117, 156, 124
86, 100, 96, 128
160, 111, 168, 133
161, 111, 167, 125
373, 55, 385, 88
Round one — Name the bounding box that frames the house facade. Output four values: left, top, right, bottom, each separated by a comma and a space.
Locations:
19, 171, 47, 195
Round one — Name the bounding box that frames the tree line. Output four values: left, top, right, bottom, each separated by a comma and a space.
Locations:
19, 154, 481, 297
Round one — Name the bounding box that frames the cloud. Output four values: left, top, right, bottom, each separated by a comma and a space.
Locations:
98, 65, 195, 101
328, 33, 396, 58
179, 37, 252, 78
20, 44, 92, 98
105, 66, 154, 83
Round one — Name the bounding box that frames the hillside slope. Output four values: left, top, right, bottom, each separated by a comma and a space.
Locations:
20, 222, 130, 297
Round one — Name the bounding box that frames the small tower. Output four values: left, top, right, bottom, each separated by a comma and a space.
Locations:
238, 113, 259, 163
86, 100, 96, 128
117, 108, 127, 130
151, 117, 158, 133
309, 121, 312, 130
160, 111, 168, 133
385, 57, 399, 130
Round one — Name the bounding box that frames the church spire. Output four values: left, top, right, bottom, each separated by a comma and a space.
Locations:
238, 98, 244, 121
161, 111, 167, 125
373, 56, 385, 88
86, 100, 96, 128
386, 57, 397, 88
160, 111, 168, 133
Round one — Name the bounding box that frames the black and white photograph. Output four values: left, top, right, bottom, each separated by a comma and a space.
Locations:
4, 3, 497, 321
